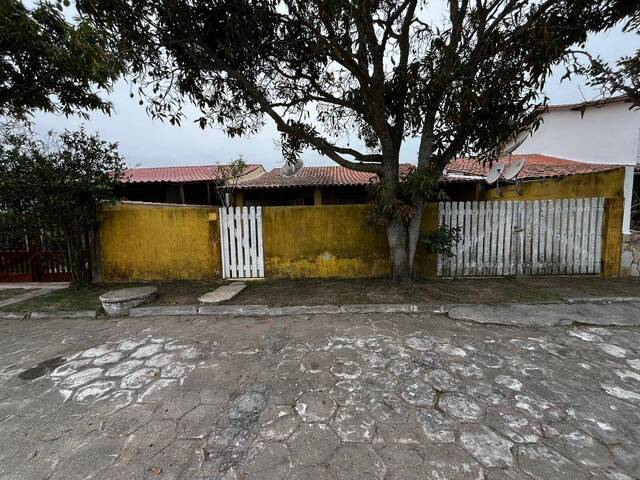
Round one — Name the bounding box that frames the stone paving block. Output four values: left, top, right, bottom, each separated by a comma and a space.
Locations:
198, 282, 246, 304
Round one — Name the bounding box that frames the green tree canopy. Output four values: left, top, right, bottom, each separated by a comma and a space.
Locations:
0, 0, 121, 118
77, 0, 640, 281
0, 123, 126, 284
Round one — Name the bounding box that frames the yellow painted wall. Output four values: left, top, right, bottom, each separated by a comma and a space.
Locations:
261, 204, 439, 278
99, 203, 221, 282
99, 168, 624, 281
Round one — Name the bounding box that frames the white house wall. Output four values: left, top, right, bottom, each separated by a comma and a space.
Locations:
517, 102, 640, 233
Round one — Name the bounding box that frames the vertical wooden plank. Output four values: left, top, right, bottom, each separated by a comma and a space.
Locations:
256, 207, 264, 277
495, 202, 505, 276
558, 199, 568, 274
227, 208, 237, 278
566, 199, 576, 274
573, 198, 584, 275
470, 201, 479, 276
594, 198, 604, 274
249, 207, 258, 277
542, 200, 553, 275
492, 202, 501, 276
463, 201, 471, 276
448, 202, 457, 276
537, 201, 546, 275
520, 202, 527, 275
503, 201, 513, 275
454, 202, 462, 276
586, 198, 597, 274
234, 207, 244, 278
551, 200, 562, 275
518, 202, 525, 274
580, 198, 591, 275
483, 202, 495, 275
529, 201, 538, 275
219, 208, 229, 279
241, 207, 250, 277
477, 202, 485, 276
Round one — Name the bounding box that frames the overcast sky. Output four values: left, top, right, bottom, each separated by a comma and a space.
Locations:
31, 15, 636, 170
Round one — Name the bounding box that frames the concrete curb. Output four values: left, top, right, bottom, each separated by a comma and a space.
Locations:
0, 312, 27, 320
2, 296, 640, 322
130, 305, 199, 317
566, 296, 640, 305
30, 310, 97, 319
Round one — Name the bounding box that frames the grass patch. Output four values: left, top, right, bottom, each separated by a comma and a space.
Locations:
0, 288, 28, 301
0, 281, 222, 313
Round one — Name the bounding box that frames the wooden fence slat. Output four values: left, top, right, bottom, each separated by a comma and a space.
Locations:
594, 198, 604, 274
530, 201, 539, 275
476, 202, 485, 276
219, 208, 229, 278
566, 199, 576, 274
256, 207, 265, 277
463, 201, 471, 276
241, 207, 251, 276
471, 201, 479, 276
249, 207, 258, 277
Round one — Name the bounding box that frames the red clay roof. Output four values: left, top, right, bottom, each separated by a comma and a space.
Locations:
236, 164, 415, 189
122, 164, 263, 183
445, 154, 620, 181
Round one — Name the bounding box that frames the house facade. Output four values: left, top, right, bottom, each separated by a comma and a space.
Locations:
515, 95, 639, 233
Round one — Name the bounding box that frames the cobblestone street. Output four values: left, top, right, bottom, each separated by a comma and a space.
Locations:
1, 310, 639, 479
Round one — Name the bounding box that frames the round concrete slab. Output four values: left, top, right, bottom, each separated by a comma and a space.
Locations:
100, 286, 157, 317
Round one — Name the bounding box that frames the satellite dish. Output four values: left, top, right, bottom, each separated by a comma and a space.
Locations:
485, 162, 504, 184
502, 159, 526, 180
500, 129, 531, 156
281, 159, 304, 177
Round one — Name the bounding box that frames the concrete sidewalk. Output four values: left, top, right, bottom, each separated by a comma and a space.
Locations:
448, 301, 640, 327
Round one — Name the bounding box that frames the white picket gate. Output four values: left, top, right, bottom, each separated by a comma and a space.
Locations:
219, 206, 264, 279
438, 198, 605, 277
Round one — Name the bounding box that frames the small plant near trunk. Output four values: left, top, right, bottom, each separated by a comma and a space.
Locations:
421, 225, 462, 258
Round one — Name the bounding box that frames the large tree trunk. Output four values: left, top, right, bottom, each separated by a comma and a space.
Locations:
386, 217, 412, 283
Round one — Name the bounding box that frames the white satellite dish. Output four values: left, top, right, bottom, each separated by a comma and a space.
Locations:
500, 129, 531, 156
485, 162, 504, 184
281, 159, 304, 177
502, 158, 526, 180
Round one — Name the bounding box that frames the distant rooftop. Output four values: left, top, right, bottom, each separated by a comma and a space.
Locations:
122, 164, 264, 183
236, 164, 415, 189
445, 154, 620, 181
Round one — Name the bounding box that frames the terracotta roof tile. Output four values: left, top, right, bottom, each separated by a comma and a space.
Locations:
236, 164, 415, 189
445, 154, 620, 181
122, 164, 263, 183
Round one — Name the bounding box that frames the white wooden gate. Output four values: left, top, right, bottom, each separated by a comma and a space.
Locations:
438, 198, 605, 277
219, 206, 264, 279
